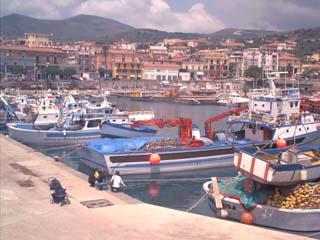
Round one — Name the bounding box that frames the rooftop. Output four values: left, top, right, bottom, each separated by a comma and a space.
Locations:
0, 45, 64, 53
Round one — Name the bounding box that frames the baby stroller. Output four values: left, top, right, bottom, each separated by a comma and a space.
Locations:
48, 177, 70, 206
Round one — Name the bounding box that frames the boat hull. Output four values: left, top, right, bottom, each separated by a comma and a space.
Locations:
81, 146, 234, 175
101, 122, 157, 138
8, 123, 101, 146
203, 181, 320, 232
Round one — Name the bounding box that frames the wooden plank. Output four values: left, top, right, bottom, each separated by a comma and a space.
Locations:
211, 177, 223, 209
236, 152, 242, 169
250, 157, 256, 175
263, 163, 270, 181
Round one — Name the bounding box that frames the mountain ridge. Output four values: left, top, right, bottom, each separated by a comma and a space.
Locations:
1, 14, 319, 42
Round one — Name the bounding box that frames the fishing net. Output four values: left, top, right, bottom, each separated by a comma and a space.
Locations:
219, 176, 274, 211
86, 137, 167, 154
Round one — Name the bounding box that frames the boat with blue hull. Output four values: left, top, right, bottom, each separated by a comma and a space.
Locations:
100, 111, 157, 138
101, 122, 157, 138
80, 128, 318, 175
8, 116, 102, 146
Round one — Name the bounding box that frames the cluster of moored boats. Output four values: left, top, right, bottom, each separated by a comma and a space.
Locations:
1, 91, 156, 146
1, 78, 320, 232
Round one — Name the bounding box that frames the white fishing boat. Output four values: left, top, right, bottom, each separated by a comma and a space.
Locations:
24, 94, 61, 126
100, 111, 156, 138
217, 92, 249, 106
202, 178, 320, 232
101, 114, 157, 138
234, 146, 320, 185
8, 114, 102, 146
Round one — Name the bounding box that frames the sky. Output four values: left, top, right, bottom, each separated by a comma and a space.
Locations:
1, 0, 320, 33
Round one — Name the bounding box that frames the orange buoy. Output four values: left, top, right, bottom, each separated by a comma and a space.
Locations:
149, 153, 161, 165
276, 138, 287, 149
240, 212, 254, 225
148, 181, 159, 197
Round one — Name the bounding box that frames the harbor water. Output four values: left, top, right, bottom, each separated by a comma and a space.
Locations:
34, 97, 320, 238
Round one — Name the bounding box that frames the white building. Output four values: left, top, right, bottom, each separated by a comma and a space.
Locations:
178, 71, 191, 82
143, 63, 180, 81
149, 43, 168, 55
242, 48, 262, 73
24, 33, 53, 47
262, 52, 279, 73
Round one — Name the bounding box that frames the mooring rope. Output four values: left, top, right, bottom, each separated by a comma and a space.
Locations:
186, 192, 209, 212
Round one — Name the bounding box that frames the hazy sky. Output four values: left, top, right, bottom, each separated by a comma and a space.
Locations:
1, 0, 320, 33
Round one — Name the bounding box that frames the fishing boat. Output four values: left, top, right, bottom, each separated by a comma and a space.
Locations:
0, 95, 21, 133
100, 111, 156, 138
211, 78, 319, 145
234, 146, 320, 185
217, 92, 249, 106
101, 116, 157, 138
24, 94, 61, 126
8, 114, 102, 146
202, 177, 320, 232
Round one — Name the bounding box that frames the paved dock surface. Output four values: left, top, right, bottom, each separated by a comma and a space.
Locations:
0, 135, 314, 240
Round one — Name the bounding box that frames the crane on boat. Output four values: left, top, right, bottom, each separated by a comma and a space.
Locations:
205, 106, 248, 140
132, 117, 203, 146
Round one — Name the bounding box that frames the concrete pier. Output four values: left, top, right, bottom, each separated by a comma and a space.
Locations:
0, 135, 313, 240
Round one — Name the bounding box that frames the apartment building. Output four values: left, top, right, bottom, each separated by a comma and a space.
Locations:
24, 33, 53, 47
143, 62, 180, 81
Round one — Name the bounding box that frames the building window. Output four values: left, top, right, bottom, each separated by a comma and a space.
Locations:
54, 57, 57, 64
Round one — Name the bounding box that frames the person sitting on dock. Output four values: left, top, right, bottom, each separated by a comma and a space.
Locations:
88, 169, 107, 190
110, 171, 126, 192
88, 169, 99, 187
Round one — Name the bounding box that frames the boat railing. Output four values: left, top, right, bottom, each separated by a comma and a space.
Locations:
249, 87, 300, 99
126, 111, 155, 116
229, 111, 295, 127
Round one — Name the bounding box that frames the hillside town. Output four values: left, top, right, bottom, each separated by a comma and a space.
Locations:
1, 31, 320, 94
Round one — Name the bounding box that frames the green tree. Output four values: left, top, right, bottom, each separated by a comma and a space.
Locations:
45, 66, 63, 77
63, 68, 77, 79
10, 65, 27, 75
244, 66, 263, 79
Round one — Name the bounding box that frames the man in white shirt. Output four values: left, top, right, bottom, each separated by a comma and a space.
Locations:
110, 171, 126, 192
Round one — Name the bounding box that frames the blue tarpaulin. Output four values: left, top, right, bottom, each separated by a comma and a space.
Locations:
85, 136, 168, 154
